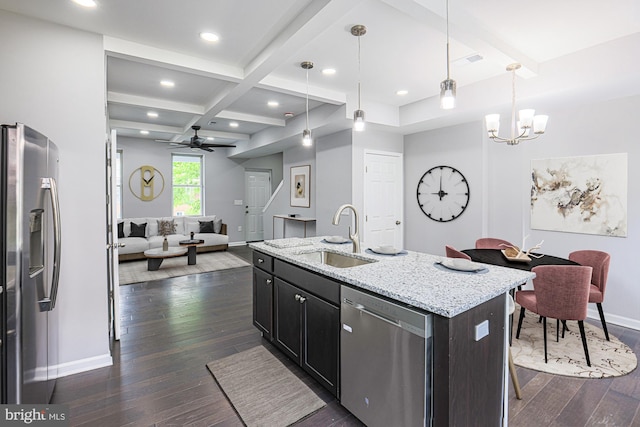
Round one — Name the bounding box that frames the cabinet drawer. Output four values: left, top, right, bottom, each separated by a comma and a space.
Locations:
274, 259, 340, 305
253, 251, 274, 273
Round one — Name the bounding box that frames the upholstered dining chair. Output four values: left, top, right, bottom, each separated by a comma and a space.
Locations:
568, 250, 611, 341
445, 245, 471, 260
475, 238, 515, 249
515, 265, 593, 366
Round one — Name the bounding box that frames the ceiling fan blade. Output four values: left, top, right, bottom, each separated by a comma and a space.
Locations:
201, 143, 236, 148
200, 146, 214, 152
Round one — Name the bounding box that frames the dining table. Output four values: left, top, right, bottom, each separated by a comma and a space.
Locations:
462, 248, 579, 271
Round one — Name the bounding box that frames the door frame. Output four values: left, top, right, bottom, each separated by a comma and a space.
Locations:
106, 129, 121, 341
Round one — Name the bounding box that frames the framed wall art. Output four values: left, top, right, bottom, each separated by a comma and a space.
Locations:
531, 153, 627, 237
290, 165, 310, 208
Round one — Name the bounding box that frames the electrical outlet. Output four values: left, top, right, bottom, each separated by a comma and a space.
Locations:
237, 226, 242, 232
474, 320, 489, 341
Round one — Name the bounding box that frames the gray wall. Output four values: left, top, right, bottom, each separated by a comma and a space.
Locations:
404, 96, 640, 329
263, 145, 316, 239
404, 122, 484, 255
0, 10, 111, 373
486, 95, 640, 328
118, 136, 282, 243
316, 130, 353, 236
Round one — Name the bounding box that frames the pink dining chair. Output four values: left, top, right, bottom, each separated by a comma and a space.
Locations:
515, 265, 593, 366
445, 245, 471, 260
475, 238, 515, 250
568, 250, 611, 341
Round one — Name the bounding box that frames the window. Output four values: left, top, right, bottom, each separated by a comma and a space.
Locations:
172, 154, 203, 216
115, 149, 123, 219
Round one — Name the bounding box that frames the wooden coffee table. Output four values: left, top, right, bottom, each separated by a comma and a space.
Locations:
143, 247, 188, 271
179, 239, 205, 265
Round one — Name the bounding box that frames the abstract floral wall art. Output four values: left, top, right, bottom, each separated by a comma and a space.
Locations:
531, 153, 627, 237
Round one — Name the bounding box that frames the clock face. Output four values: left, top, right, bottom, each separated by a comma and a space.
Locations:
416, 165, 470, 222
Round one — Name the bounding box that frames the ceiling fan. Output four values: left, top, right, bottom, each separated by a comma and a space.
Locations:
155, 125, 236, 152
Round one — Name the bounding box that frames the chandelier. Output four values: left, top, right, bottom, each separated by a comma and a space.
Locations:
485, 63, 548, 145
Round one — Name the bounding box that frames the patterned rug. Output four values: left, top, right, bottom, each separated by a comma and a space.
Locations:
118, 251, 250, 285
207, 346, 325, 427
511, 306, 637, 378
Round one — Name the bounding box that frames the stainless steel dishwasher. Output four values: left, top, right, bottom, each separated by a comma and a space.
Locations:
340, 286, 432, 427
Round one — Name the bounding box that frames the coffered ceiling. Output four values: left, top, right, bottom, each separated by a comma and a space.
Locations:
1, 0, 638, 157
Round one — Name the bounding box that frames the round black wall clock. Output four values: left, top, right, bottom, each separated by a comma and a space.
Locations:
416, 165, 470, 222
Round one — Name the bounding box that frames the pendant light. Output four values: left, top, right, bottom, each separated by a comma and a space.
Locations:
440, 0, 456, 110
301, 61, 313, 147
351, 25, 367, 132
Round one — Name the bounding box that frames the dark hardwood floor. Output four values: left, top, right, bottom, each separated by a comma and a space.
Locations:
52, 245, 640, 426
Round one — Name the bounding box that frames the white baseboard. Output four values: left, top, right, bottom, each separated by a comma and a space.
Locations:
587, 308, 640, 331
229, 241, 247, 247
54, 353, 113, 379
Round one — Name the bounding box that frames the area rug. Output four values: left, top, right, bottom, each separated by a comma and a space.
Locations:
206, 346, 325, 427
118, 251, 250, 285
511, 306, 637, 378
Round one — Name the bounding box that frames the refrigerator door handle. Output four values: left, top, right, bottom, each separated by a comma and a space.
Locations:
39, 177, 62, 311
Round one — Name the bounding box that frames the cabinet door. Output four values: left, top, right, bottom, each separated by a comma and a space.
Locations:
253, 267, 273, 339
274, 278, 302, 364
303, 294, 340, 397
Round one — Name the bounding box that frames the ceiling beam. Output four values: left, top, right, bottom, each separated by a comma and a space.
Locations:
108, 92, 204, 115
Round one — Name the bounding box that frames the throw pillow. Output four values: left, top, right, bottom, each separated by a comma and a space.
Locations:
157, 219, 176, 236
214, 218, 223, 234
129, 222, 147, 238
199, 220, 214, 233
117, 222, 124, 239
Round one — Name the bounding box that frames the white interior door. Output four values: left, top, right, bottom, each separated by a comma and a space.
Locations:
106, 129, 121, 340
364, 151, 403, 249
245, 170, 271, 242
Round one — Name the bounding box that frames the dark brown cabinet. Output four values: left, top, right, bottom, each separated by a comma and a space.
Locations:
274, 278, 339, 396
252, 252, 274, 340
252, 251, 340, 397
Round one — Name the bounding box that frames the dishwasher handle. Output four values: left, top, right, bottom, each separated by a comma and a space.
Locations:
352, 303, 402, 327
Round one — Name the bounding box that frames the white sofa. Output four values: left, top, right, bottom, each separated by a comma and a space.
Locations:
118, 215, 229, 261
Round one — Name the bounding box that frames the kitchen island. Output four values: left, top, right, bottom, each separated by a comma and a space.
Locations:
249, 237, 534, 426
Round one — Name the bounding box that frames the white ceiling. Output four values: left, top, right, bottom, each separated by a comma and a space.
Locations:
1, 0, 638, 156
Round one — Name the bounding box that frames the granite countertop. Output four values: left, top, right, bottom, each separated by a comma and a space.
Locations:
250, 237, 535, 318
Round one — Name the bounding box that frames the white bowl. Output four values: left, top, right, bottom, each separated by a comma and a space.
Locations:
326, 235, 348, 243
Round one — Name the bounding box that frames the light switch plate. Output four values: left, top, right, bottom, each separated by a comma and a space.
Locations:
234, 199, 243, 205
475, 320, 489, 341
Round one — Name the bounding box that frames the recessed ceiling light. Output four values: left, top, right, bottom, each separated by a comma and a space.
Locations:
140, 130, 149, 135
322, 68, 336, 75
72, 0, 97, 8
206, 137, 215, 141
147, 111, 158, 118
160, 80, 175, 88
229, 122, 239, 128
267, 101, 279, 107
396, 90, 408, 96
200, 32, 219, 42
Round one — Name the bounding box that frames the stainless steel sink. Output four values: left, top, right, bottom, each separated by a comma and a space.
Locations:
296, 250, 376, 268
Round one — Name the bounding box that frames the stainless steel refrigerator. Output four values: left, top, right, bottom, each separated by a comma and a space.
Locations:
1, 123, 61, 403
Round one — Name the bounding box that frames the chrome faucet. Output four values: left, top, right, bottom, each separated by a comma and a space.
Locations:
332, 204, 360, 253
